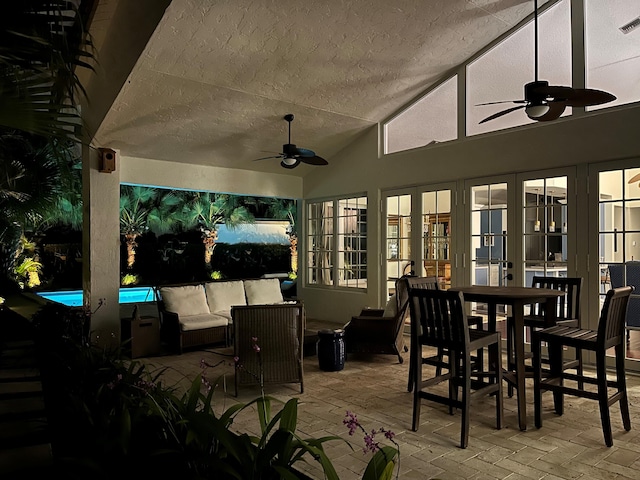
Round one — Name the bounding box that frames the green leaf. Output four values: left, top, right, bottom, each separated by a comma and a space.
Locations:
362, 446, 398, 480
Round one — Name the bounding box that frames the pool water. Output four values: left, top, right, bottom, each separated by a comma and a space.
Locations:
37, 287, 155, 307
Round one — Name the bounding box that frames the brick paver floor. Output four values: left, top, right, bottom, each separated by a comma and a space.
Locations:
142, 327, 640, 480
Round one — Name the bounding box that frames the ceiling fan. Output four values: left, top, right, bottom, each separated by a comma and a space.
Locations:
253, 114, 328, 169
477, 0, 616, 124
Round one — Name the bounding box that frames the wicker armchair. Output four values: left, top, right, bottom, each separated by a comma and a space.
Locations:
231, 303, 305, 396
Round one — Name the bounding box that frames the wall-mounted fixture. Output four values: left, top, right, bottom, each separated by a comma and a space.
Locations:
99, 148, 116, 173
549, 190, 555, 233
534, 188, 541, 232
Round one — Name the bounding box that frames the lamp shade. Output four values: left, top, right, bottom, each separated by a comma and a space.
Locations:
282, 156, 297, 166
525, 103, 551, 119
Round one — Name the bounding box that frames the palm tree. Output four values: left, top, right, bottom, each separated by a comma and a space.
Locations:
264, 198, 298, 274
120, 186, 157, 270
181, 192, 255, 270
0, 131, 65, 280
0, 1, 93, 287
120, 186, 183, 270
0, 1, 95, 141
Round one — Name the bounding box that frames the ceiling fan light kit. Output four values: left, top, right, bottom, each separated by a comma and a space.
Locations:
525, 102, 550, 119
252, 114, 328, 169
478, 0, 615, 125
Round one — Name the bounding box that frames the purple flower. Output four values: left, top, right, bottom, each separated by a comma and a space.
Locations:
363, 429, 381, 453
343, 411, 359, 436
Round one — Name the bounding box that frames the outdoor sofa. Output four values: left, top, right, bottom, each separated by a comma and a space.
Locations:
156, 278, 292, 353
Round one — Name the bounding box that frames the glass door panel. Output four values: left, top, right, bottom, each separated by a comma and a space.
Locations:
385, 194, 412, 298
523, 177, 568, 286
422, 190, 452, 289
598, 167, 640, 364
470, 183, 509, 287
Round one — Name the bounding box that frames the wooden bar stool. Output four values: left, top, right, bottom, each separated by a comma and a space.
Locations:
532, 286, 632, 447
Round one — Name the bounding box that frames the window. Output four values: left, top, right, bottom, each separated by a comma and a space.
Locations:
384, 76, 457, 154
585, 0, 640, 110
337, 197, 367, 288
467, 0, 571, 136
307, 196, 368, 289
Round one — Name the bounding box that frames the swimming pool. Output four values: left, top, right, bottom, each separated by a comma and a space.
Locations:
37, 286, 155, 307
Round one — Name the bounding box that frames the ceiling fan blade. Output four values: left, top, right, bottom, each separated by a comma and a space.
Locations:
476, 100, 526, 106
253, 155, 283, 162
533, 84, 616, 107
479, 105, 525, 124
300, 155, 328, 166
562, 88, 617, 107
295, 147, 316, 157
536, 101, 566, 122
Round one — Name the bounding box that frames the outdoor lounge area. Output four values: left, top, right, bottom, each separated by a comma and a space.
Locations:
2, 0, 640, 479
139, 333, 640, 480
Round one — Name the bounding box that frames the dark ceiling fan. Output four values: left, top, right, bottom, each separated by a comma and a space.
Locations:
253, 114, 328, 169
477, 0, 616, 124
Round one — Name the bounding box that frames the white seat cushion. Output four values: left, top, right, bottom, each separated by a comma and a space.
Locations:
212, 310, 232, 323
205, 280, 246, 313
243, 278, 284, 305
160, 285, 210, 316
179, 313, 228, 332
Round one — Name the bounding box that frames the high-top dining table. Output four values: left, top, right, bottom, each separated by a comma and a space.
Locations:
450, 285, 566, 431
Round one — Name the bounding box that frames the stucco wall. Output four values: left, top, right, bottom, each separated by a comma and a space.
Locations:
120, 155, 302, 199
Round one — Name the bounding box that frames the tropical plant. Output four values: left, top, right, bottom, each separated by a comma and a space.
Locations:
121, 273, 138, 286
0, 0, 95, 142
14, 256, 43, 289
181, 192, 255, 270
264, 198, 298, 274
0, 0, 91, 284
344, 411, 400, 480
120, 186, 183, 269
0, 132, 64, 239
120, 186, 155, 269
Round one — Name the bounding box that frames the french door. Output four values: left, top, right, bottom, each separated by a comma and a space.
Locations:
463, 169, 577, 331
383, 184, 456, 300
589, 160, 640, 370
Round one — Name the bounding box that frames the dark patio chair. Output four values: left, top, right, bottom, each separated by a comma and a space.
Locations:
506, 275, 583, 394
533, 286, 632, 447
343, 276, 414, 363
405, 276, 484, 392
408, 288, 503, 448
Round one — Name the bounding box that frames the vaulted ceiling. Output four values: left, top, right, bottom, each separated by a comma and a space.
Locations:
93, 0, 550, 176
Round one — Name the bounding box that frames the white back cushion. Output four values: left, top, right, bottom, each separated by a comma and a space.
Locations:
160, 285, 209, 316
383, 294, 398, 317
204, 280, 246, 313
243, 278, 284, 305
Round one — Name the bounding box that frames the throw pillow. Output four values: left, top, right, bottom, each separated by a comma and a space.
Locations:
160, 285, 209, 316
204, 280, 246, 313
382, 293, 398, 317
244, 278, 284, 305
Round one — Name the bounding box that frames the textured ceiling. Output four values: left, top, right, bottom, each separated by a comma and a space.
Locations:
94, 0, 544, 176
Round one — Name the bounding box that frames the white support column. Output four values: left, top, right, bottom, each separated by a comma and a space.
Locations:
82, 145, 121, 348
